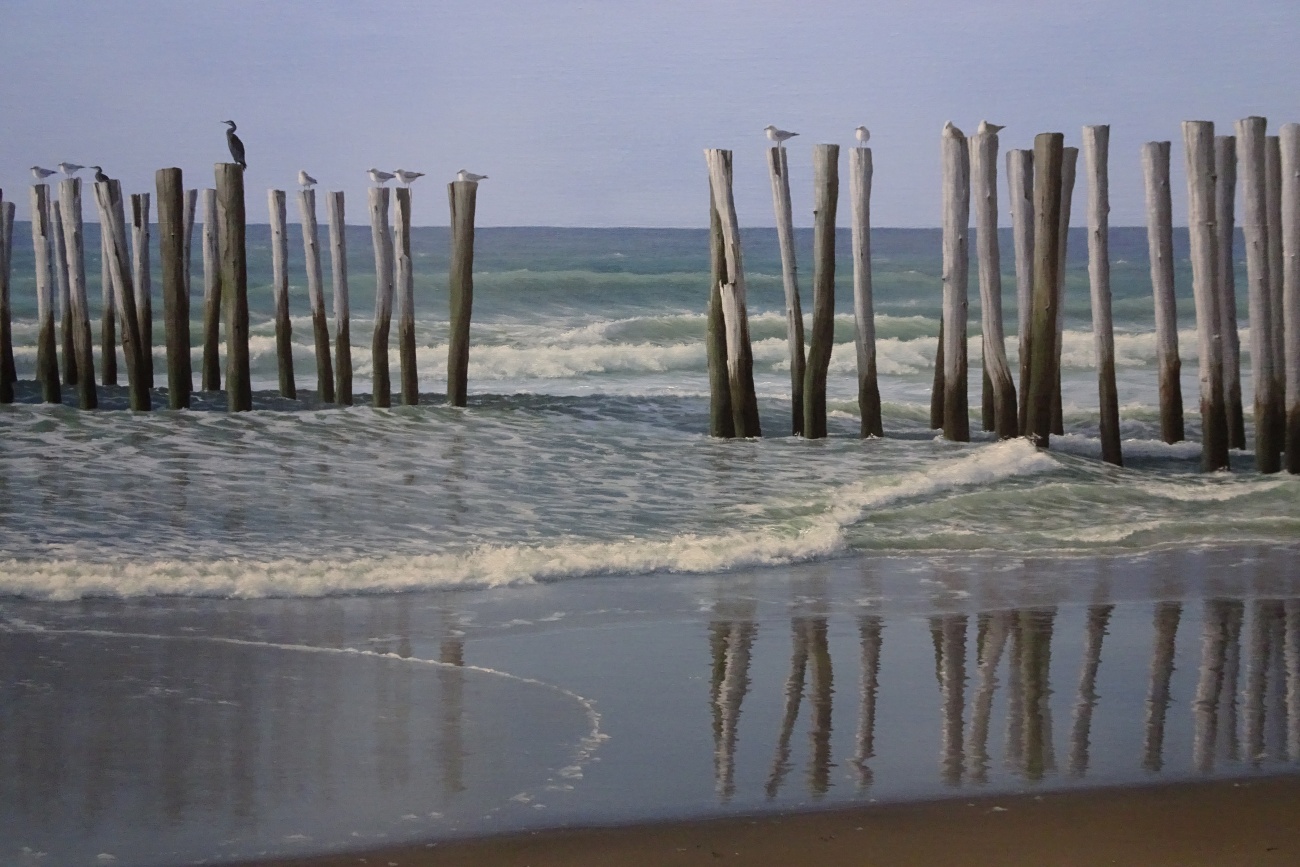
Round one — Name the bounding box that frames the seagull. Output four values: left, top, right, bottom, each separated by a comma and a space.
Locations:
854, 126, 871, 146
91, 166, 110, 183
977, 120, 1006, 135
222, 120, 247, 169
943, 120, 965, 139
394, 169, 424, 186
57, 162, 84, 176
456, 170, 487, 182
30, 166, 57, 180
368, 168, 396, 186
764, 125, 798, 147
298, 170, 317, 189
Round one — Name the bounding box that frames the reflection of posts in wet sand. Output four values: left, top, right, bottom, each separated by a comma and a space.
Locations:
1068, 604, 1113, 777
1018, 608, 1057, 781
1004, 613, 1024, 771
967, 610, 1009, 783
709, 614, 757, 802
1243, 600, 1283, 763
806, 618, 834, 797
439, 632, 466, 796
931, 614, 967, 785
1142, 601, 1182, 771
1287, 600, 1300, 761
1268, 601, 1288, 759
852, 615, 883, 790
764, 619, 809, 799
1193, 599, 1232, 772
1221, 600, 1245, 760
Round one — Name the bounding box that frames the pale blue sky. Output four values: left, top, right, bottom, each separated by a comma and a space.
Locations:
2, 0, 1297, 227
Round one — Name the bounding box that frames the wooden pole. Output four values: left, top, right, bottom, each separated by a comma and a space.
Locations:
930, 319, 945, 430
802, 143, 839, 439
1082, 125, 1122, 466
1142, 142, 1184, 443
707, 178, 735, 438
182, 188, 197, 305
768, 145, 806, 435
99, 220, 117, 386
58, 179, 96, 407
216, 163, 251, 412
131, 192, 153, 388
394, 187, 417, 405
1025, 132, 1065, 447
941, 123, 970, 442
52, 199, 75, 386
298, 188, 335, 403
156, 168, 191, 409
369, 186, 393, 407
850, 146, 882, 437
704, 148, 762, 437
200, 188, 221, 391
268, 189, 296, 399
0, 197, 13, 399
1052, 148, 1078, 436
1215, 136, 1246, 449
447, 181, 478, 408
94, 179, 150, 410
327, 191, 352, 406
1266, 135, 1288, 452
1185, 121, 1230, 471
1236, 117, 1281, 472
30, 185, 61, 403
1008, 149, 1035, 436
1281, 123, 1300, 474
972, 124, 1017, 439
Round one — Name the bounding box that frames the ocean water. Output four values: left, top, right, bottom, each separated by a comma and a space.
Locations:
0, 224, 1297, 599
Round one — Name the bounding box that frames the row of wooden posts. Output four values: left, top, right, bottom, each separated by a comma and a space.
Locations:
704, 117, 1300, 475
0, 165, 481, 412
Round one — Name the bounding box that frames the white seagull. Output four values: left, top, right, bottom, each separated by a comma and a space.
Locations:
368, 168, 396, 186
977, 120, 1006, 135
854, 126, 871, 146
58, 162, 84, 176
394, 169, 424, 186
764, 125, 799, 147
456, 170, 487, 182
30, 166, 57, 180
298, 170, 317, 189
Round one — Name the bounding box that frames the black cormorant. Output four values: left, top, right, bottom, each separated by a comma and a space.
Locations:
223, 120, 247, 169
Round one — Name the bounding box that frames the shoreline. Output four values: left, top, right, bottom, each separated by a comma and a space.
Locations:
254, 773, 1300, 866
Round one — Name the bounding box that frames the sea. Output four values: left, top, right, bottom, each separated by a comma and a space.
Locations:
1, 221, 1299, 865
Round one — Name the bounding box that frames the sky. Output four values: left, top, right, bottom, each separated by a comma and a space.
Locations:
2, 0, 1298, 228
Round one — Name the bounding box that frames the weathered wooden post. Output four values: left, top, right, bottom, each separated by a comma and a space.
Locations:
30, 185, 61, 403
971, 122, 1017, 438
52, 200, 74, 386
58, 179, 96, 407
1237, 117, 1281, 472
1215, 137, 1245, 448
394, 187, 417, 405
1008, 150, 1035, 434
131, 192, 153, 387
268, 189, 296, 399
802, 143, 839, 439
94, 179, 150, 410
930, 320, 945, 430
1051, 148, 1079, 436
1142, 142, 1184, 443
447, 180, 476, 407
767, 144, 806, 434
704, 148, 761, 437
1267, 136, 1287, 432
1082, 125, 1122, 466
1281, 123, 1300, 474
369, 186, 393, 407
298, 188, 335, 403
940, 123, 970, 442
183, 189, 197, 302
1025, 133, 1065, 447
99, 222, 117, 386
327, 191, 352, 405
156, 168, 192, 409
1185, 121, 1230, 471
850, 144, 882, 437
200, 188, 221, 391
707, 179, 735, 437
216, 164, 252, 411
0, 194, 12, 401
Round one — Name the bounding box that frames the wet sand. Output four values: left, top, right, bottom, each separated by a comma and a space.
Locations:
260, 775, 1300, 867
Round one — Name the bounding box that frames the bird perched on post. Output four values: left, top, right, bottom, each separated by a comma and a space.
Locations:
368, 168, 396, 186
977, 120, 1005, 136
455, 170, 487, 182
90, 166, 110, 183
298, 170, 317, 189
854, 126, 871, 147
30, 166, 57, 180
57, 162, 84, 176
394, 169, 424, 187
764, 125, 798, 147
222, 120, 247, 169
